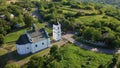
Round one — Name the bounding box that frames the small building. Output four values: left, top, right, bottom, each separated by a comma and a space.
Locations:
53, 22, 61, 41
10, 14, 14, 18
16, 25, 50, 55
0, 15, 6, 19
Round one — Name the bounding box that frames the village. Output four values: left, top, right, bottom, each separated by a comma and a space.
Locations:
0, 0, 120, 68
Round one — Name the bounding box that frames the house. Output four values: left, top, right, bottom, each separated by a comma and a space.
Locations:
16, 24, 50, 55
53, 22, 61, 41
10, 14, 14, 18
0, 15, 6, 19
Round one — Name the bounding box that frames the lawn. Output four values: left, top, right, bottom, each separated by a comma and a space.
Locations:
5, 22, 52, 43
75, 15, 120, 25
60, 6, 99, 14
0, 49, 7, 56
57, 43, 113, 68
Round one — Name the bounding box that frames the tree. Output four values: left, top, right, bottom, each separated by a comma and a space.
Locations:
83, 27, 94, 40
50, 45, 59, 55
0, 0, 6, 6
113, 37, 120, 48
108, 54, 120, 68
52, 0, 63, 2
93, 29, 102, 41
92, 20, 101, 28
83, 27, 102, 42
75, 12, 85, 17
116, 26, 120, 32
49, 61, 61, 68
28, 56, 45, 68
0, 34, 5, 45
98, 64, 104, 68
24, 13, 34, 27
105, 31, 116, 48
5, 63, 20, 68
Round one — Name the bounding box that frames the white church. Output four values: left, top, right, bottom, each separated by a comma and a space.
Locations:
16, 22, 61, 55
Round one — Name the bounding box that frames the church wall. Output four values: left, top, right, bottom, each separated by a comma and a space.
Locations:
16, 43, 31, 55
31, 39, 50, 53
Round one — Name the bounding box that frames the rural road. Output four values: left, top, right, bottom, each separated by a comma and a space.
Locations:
62, 33, 120, 54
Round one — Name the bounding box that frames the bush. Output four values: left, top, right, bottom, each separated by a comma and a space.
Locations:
0, 34, 4, 45
5, 63, 20, 68
50, 45, 59, 55
75, 12, 85, 17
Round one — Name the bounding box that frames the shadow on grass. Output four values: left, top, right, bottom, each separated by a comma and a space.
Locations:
12, 50, 31, 61
11, 26, 27, 33
0, 50, 31, 68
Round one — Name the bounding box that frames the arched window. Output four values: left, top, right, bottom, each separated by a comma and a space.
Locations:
42, 42, 44, 45
27, 47, 29, 49
35, 45, 37, 47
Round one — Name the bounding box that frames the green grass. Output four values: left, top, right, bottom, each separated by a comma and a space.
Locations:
11, 43, 113, 67
5, 28, 27, 43
75, 15, 120, 25
5, 23, 52, 43
56, 43, 113, 68
0, 49, 7, 56
60, 6, 98, 14
12, 47, 50, 64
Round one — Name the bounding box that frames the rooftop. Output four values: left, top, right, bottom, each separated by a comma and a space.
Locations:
16, 34, 31, 45
16, 28, 49, 45
28, 28, 49, 43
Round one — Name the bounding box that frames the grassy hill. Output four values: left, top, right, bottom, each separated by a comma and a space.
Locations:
57, 44, 113, 68
76, 0, 120, 7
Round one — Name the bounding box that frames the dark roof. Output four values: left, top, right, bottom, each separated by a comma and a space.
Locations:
16, 34, 31, 45
54, 22, 59, 25
16, 28, 49, 45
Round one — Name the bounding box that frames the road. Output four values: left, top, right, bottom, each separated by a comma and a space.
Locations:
62, 33, 120, 54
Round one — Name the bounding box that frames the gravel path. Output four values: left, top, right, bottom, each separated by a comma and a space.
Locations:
62, 33, 119, 54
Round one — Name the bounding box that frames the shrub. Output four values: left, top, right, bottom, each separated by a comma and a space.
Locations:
5, 63, 20, 68
0, 34, 4, 45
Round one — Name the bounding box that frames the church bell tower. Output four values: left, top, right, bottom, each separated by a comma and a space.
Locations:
53, 20, 61, 41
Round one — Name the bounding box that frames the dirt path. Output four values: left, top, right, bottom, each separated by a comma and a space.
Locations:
62, 33, 120, 54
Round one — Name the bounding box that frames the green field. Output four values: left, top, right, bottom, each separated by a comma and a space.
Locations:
4, 23, 52, 43
56, 43, 113, 68
75, 15, 120, 24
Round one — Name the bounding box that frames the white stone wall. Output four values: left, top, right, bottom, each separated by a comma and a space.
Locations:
31, 39, 50, 53
16, 43, 31, 55
17, 38, 50, 55
53, 24, 61, 41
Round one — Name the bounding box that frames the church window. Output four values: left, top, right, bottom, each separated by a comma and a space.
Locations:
42, 42, 44, 45
35, 45, 37, 47
27, 47, 29, 49
58, 27, 59, 29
